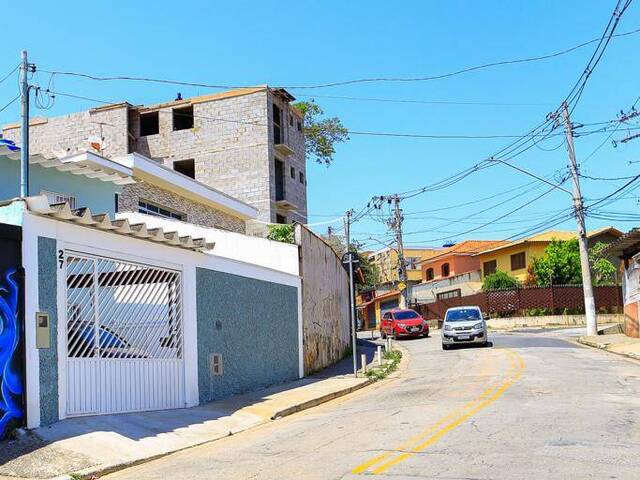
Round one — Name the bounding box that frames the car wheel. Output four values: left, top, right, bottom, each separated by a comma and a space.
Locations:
380, 329, 386, 340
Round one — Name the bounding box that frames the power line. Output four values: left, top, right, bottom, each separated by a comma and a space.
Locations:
0, 95, 20, 114
0, 65, 19, 85
293, 93, 553, 107
38, 24, 640, 92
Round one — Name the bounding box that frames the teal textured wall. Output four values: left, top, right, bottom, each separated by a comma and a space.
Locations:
196, 268, 299, 403
0, 157, 120, 215
38, 236, 58, 425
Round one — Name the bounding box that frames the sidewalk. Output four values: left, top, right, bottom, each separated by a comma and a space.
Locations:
0, 341, 378, 480
578, 333, 640, 361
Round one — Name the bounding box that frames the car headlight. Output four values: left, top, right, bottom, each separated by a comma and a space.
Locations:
397, 323, 407, 328
473, 322, 483, 330
444, 324, 452, 331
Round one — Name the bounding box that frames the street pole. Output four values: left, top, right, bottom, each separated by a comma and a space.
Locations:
344, 210, 358, 377
562, 101, 597, 336
19, 50, 31, 198
392, 196, 408, 308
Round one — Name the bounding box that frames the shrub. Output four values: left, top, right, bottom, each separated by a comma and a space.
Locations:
482, 270, 521, 291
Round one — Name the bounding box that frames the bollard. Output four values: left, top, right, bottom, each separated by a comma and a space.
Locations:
361, 353, 367, 373
377, 345, 382, 366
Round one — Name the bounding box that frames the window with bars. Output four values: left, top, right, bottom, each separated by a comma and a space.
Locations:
138, 200, 186, 221
41, 190, 77, 209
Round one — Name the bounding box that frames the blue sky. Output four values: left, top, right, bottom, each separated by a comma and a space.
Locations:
1, 1, 639, 249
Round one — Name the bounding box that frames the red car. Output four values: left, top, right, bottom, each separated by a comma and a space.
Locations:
380, 309, 429, 339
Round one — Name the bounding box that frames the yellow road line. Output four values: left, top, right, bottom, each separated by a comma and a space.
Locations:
351, 350, 499, 475
352, 349, 524, 475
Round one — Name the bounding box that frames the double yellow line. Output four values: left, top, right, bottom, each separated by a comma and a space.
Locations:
352, 348, 525, 475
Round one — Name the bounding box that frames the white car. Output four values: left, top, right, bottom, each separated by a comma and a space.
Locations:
441, 306, 488, 350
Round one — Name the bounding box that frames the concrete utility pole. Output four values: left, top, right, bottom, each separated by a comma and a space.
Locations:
19, 50, 33, 198
390, 195, 408, 308
562, 101, 598, 336
344, 210, 358, 377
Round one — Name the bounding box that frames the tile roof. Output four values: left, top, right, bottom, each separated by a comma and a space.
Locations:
24, 195, 214, 252
423, 240, 508, 263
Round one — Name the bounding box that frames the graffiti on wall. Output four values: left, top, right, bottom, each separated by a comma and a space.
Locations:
0, 268, 22, 435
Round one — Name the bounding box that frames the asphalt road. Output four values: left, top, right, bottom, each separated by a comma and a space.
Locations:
105, 330, 640, 479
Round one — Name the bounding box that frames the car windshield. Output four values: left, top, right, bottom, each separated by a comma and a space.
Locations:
445, 309, 481, 322
394, 311, 419, 320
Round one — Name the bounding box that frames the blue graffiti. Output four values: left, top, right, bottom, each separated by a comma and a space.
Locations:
0, 268, 23, 436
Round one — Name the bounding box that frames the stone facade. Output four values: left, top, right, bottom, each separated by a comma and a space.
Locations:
118, 182, 246, 232
3, 86, 307, 227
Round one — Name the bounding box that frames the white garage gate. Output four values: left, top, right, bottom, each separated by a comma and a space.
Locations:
64, 252, 185, 416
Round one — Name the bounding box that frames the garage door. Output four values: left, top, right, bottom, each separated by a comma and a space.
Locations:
64, 252, 185, 416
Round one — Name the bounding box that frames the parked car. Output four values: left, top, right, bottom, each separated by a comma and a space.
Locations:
441, 306, 488, 350
380, 308, 429, 339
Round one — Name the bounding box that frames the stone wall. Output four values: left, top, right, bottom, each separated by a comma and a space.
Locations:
118, 182, 246, 233
196, 268, 299, 403
295, 224, 350, 374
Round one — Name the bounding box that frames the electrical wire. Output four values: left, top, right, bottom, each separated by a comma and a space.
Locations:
0, 95, 20, 114
0, 65, 19, 85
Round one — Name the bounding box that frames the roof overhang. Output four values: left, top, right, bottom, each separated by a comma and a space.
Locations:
23, 195, 213, 252
0, 142, 136, 185
603, 228, 640, 259
115, 153, 258, 220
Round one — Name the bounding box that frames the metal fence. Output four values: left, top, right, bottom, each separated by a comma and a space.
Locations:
413, 285, 623, 320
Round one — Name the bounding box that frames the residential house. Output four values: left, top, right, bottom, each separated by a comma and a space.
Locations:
0, 141, 257, 233
368, 246, 442, 289
412, 240, 507, 304
3, 86, 307, 225
604, 228, 640, 337
357, 289, 402, 331
475, 228, 623, 282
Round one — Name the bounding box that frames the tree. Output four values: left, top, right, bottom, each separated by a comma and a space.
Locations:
354, 249, 380, 291
589, 241, 618, 286
292, 100, 349, 165
482, 270, 521, 291
529, 239, 618, 286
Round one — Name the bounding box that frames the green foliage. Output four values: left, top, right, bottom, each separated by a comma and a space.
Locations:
292, 100, 349, 165
589, 241, 618, 286
531, 239, 582, 286
482, 270, 521, 291
529, 239, 618, 286
267, 224, 295, 244
352, 247, 380, 291
366, 349, 402, 380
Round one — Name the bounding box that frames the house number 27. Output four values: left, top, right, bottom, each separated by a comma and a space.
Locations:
58, 250, 64, 269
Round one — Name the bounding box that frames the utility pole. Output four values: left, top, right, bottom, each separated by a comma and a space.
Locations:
562, 101, 597, 336
19, 50, 34, 198
344, 210, 358, 377
389, 195, 408, 308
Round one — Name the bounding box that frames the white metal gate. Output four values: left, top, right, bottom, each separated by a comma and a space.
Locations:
64, 252, 185, 416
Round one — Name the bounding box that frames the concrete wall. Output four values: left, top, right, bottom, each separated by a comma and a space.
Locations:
196, 268, 299, 402
37, 236, 59, 426
118, 182, 246, 232
411, 271, 483, 304
3, 104, 130, 160
0, 157, 120, 216
295, 225, 350, 374
116, 212, 299, 276
486, 313, 624, 330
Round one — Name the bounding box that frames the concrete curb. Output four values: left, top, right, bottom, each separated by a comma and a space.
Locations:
271, 379, 373, 419
577, 337, 640, 362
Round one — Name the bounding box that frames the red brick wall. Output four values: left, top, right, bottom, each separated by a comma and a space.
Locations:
624, 301, 639, 338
